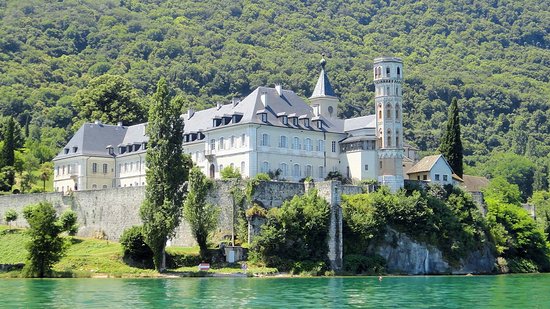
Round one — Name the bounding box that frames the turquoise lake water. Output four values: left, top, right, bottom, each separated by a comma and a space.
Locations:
1, 275, 549, 308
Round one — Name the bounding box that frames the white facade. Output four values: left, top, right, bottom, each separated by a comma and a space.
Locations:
54, 57, 413, 192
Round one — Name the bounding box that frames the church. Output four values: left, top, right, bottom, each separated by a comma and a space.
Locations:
53, 57, 412, 193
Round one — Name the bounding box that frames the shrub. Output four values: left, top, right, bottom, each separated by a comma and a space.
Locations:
166, 253, 202, 268
343, 254, 386, 275
58, 210, 78, 235
291, 260, 327, 276
220, 166, 241, 179
4, 209, 17, 225
120, 226, 154, 268
507, 258, 539, 273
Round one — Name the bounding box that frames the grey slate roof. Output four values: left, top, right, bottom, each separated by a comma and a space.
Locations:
182, 86, 346, 134
54, 122, 148, 160
344, 115, 376, 132
310, 67, 336, 98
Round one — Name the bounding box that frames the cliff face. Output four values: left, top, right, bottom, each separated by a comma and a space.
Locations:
373, 228, 495, 275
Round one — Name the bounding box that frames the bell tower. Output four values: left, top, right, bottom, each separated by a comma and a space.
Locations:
374, 57, 404, 191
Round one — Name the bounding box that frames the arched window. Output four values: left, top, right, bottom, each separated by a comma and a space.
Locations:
279, 135, 287, 148
293, 164, 300, 177
210, 139, 215, 150
280, 163, 288, 176
395, 130, 400, 148
378, 105, 382, 119
219, 137, 224, 150
292, 137, 300, 150
397, 67, 401, 76
304, 138, 312, 151
395, 104, 400, 119
318, 166, 324, 178
387, 129, 392, 147
305, 165, 312, 177
219, 164, 223, 171
386, 104, 391, 119
230, 136, 235, 147
240, 161, 245, 173
261, 161, 269, 173
241, 134, 246, 147
386, 67, 390, 77
386, 87, 390, 95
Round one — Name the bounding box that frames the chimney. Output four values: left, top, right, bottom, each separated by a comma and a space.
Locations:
187, 109, 195, 119
232, 97, 240, 107
260, 91, 267, 108
275, 84, 282, 96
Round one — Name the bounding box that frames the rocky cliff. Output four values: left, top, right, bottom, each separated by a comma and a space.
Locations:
374, 228, 495, 275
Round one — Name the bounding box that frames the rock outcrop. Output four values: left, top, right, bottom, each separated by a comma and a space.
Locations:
374, 228, 495, 275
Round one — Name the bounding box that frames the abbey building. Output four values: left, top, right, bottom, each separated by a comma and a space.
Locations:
53, 57, 413, 193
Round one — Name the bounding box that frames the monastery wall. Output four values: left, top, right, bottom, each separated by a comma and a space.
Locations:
0, 181, 362, 259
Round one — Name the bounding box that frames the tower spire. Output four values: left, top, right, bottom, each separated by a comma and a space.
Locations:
310, 56, 335, 98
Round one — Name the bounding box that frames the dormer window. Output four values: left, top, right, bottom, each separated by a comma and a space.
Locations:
282, 116, 288, 125
304, 119, 310, 127
64, 148, 69, 154
142, 142, 147, 150
72, 146, 78, 153
213, 118, 221, 127
293, 118, 298, 126
317, 121, 323, 129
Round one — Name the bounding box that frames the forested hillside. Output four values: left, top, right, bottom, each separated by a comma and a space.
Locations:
0, 0, 549, 192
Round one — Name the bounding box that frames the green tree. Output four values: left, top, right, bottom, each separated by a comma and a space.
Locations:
184, 166, 219, 259
39, 162, 54, 192
22, 201, 66, 278
4, 209, 17, 226
139, 79, 186, 272
73, 74, 146, 128
58, 210, 79, 236
439, 97, 463, 177
220, 165, 241, 179
483, 177, 522, 205
481, 153, 536, 201
120, 226, 154, 268
0, 117, 16, 180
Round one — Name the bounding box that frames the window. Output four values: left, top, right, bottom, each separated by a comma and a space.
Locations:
92, 184, 97, 189
304, 138, 312, 151
292, 164, 300, 177
92, 163, 98, 174
397, 67, 401, 76
230, 136, 235, 148
386, 104, 391, 118
260, 133, 270, 147
241, 134, 246, 147
395, 130, 399, 148
380, 161, 383, 169
282, 116, 288, 125
56, 166, 59, 176
317, 140, 325, 152
304, 119, 310, 127
261, 161, 269, 173
423, 175, 427, 180
72, 146, 78, 153
240, 161, 245, 173
292, 137, 300, 150
328, 106, 334, 116
443, 175, 448, 181
386, 67, 390, 76
378, 109, 382, 118
417, 176, 420, 180
331, 141, 336, 152
219, 137, 224, 150
293, 118, 298, 126
305, 165, 312, 177
124, 162, 128, 172
396, 104, 400, 119
318, 166, 324, 178
219, 164, 223, 171
210, 139, 216, 151
435, 174, 440, 181
261, 113, 267, 123
364, 164, 368, 171
103, 185, 108, 189
280, 163, 288, 176
103, 163, 108, 174
279, 136, 287, 148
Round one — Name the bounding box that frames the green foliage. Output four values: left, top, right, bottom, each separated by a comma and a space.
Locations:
183, 166, 219, 260
486, 198, 550, 271
0, 166, 15, 192
343, 254, 386, 275
72, 74, 146, 129
250, 189, 330, 271
58, 210, 78, 236
0, 117, 16, 168
483, 177, 522, 205
439, 97, 463, 177
245, 204, 268, 218
342, 185, 489, 266
119, 226, 153, 268
325, 171, 344, 182
4, 209, 17, 225
479, 153, 536, 201
220, 165, 241, 179
530, 191, 550, 236
22, 201, 66, 278
140, 78, 187, 272
507, 258, 540, 273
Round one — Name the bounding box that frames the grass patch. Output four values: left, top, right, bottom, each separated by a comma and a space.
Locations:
165, 246, 200, 255
0, 226, 29, 264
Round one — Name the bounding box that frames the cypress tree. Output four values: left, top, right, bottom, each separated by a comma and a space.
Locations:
140, 79, 186, 271
0, 117, 16, 168
439, 97, 463, 178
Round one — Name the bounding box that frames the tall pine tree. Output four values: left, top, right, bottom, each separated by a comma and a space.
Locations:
439, 97, 463, 178
0, 117, 16, 168
140, 79, 186, 271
